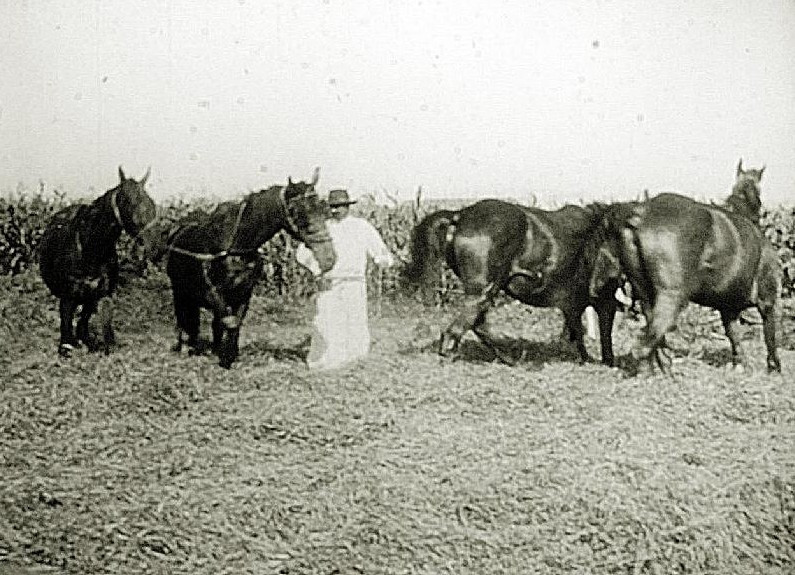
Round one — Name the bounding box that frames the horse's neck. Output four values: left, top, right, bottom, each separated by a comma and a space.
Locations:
234, 187, 288, 248
724, 189, 760, 222
79, 190, 123, 255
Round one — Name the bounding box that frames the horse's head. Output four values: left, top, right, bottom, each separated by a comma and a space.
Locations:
283, 167, 336, 273
115, 166, 157, 237
727, 158, 764, 221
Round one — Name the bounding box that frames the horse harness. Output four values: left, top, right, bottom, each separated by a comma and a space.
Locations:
165, 187, 302, 306
72, 187, 155, 258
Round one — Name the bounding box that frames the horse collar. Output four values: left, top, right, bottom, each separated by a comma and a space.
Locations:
110, 189, 125, 230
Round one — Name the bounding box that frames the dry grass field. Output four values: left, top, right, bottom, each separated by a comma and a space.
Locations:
1, 270, 794, 574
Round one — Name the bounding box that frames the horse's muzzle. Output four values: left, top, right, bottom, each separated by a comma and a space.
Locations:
309, 238, 337, 273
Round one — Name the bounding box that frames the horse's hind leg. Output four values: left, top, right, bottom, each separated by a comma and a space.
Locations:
97, 296, 116, 354
594, 299, 618, 366
58, 298, 79, 357
637, 289, 684, 374
173, 293, 202, 354
472, 323, 515, 365
442, 282, 510, 363
758, 301, 781, 373
719, 309, 747, 370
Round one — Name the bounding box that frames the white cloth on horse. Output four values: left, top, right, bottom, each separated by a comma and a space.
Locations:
296, 216, 394, 370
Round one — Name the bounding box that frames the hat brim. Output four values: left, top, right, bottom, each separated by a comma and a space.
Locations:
329, 200, 357, 207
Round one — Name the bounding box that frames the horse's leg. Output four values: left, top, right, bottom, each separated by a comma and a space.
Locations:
76, 299, 100, 352
180, 300, 202, 355
719, 309, 747, 370
594, 299, 618, 366
758, 300, 782, 373
96, 296, 116, 354
58, 298, 79, 357
217, 297, 253, 369
637, 289, 684, 375
441, 282, 511, 363
171, 291, 188, 352
218, 322, 240, 369
211, 314, 224, 355
558, 307, 589, 363
472, 323, 515, 365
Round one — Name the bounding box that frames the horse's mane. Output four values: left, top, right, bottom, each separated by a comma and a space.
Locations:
725, 178, 762, 222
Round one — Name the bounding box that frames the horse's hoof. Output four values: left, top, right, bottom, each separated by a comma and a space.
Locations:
58, 343, 76, 358
83, 336, 102, 353
438, 334, 459, 357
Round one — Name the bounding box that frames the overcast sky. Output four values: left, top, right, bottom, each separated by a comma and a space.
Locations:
1, 0, 793, 205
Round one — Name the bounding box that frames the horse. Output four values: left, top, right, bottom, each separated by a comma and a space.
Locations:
164, 167, 336, 368
602, 159, 781, 374
404, 199, 622, 365
39, 167, 157, 357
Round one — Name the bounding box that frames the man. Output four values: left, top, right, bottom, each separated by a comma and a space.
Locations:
296, 189, 395, 370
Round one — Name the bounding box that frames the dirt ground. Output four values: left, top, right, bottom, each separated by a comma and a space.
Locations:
1, 272, 794, 574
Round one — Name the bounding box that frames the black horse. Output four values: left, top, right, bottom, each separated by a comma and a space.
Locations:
602, 160, 781, 373
164, 168, 335, 368
404, 199, 622, 365
39, 167, 157, 357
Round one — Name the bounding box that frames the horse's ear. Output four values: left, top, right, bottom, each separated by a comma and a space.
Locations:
760, 165, 766, 179
736, 158, 744, 177
141, 166, 151, 185
310, 166, 320, 187
288, 176, 293, 186
119, 166, 126, 182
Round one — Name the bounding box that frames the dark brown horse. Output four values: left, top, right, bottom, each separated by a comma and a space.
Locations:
39, 167, 157, 356
164, 168, 335, 368
404, 199, 622, 365
603, 160, 781, 373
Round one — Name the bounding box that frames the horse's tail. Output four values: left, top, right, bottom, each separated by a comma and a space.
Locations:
402, 209, 459, 285
603, 201, 652, 302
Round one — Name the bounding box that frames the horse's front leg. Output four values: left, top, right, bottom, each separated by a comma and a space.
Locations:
58, 298, 79, 357
720, 309, 747, 371
211, 314, 225, 355
217, 299, 252, 369
77, 299, 101, 352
